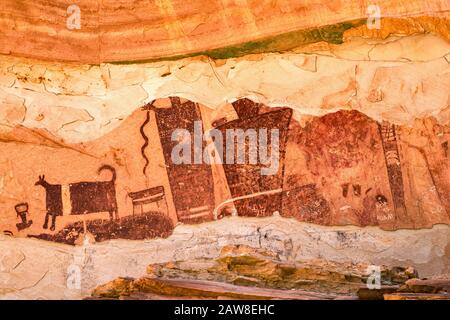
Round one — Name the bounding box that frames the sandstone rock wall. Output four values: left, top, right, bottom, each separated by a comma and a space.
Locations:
0, 46, 449, 238
0, 0, 449, 299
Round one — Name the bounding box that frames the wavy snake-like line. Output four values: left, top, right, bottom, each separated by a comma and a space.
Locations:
140, 110, 151, 177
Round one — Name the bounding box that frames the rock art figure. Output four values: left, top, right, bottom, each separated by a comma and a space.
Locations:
14, 202, 32, 231
128, 186, 168, 216
35, 165, 118, 231
378, 122, 408, 224
216, 99, 293, 217
154, 97, 215, 223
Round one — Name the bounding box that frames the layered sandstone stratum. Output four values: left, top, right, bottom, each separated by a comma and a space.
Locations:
0, 0, 449, 299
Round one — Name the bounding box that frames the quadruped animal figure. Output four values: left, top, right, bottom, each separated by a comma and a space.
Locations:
35, 165, 118, 231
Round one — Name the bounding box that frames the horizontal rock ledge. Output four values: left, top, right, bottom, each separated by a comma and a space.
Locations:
1, 216, 449, 299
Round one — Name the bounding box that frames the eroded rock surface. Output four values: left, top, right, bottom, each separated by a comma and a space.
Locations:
1, 1, 448, 62
1, 216, 449, 299
91, 244, 421, 300
0, 0, 449, 300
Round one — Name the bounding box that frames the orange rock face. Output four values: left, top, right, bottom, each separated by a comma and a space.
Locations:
0, 0, 448, 63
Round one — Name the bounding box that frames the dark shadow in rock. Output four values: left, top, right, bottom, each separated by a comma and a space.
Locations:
28, 212, 174, 245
